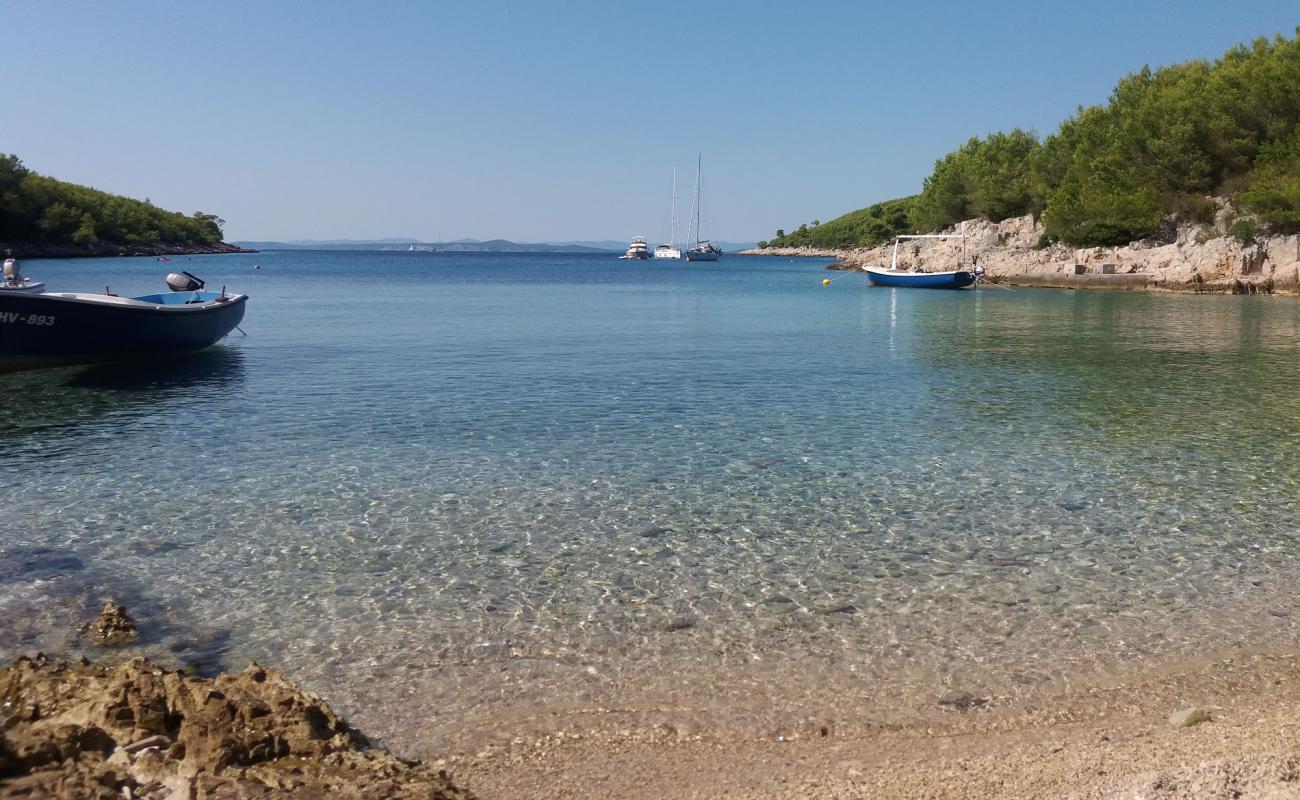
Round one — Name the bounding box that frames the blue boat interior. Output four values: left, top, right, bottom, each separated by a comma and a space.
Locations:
132, 290, 228, 305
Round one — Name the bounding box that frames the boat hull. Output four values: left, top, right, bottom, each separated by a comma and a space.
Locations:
684, 249, 721, 262
0, 291, 247, 372
864, 268, 975, 289
0, 282, 45, 294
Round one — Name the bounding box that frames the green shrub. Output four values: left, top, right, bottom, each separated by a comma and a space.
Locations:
1228, 218, 1259, 242
1169, 194, 1218, 224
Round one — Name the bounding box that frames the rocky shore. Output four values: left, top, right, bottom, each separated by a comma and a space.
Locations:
0, 654, 474, 800
0, 241, 255, 260
5, 599, 1300, 799
743, 210, 1300, 295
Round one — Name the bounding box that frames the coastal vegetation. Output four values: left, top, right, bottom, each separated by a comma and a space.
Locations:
765, 30, 1300, 250
0, 154, 225, 250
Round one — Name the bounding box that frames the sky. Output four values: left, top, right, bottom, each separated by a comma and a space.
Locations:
4, 1, 1297, 243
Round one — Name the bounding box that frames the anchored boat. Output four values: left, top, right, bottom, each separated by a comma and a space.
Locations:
864, 233, 983, 289
619, 236, 653, 260
654, 167, 682, 260
684, 154, 722, 262
2, 258, 45, 293
0, 271, 247, 373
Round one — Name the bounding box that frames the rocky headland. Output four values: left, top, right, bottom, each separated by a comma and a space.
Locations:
743, 209, 1300, 295
0, 654, 474, 799
0, 241, 255, 260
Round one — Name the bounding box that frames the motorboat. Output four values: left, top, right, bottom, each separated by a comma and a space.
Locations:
863, 266, 979, 288
2, 258, 45, 293
864, 232, 983, 289
619, 236, 652, 260
0, 271, 247, 372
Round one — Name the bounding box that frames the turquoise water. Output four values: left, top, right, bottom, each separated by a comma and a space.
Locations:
3, 251, 1299, 747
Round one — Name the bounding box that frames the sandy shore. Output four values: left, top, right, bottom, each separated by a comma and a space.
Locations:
6, 612, 1300, 798
432, 650, 1300, 799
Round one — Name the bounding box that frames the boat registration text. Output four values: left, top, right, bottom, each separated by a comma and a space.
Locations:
0, 312, 56, 326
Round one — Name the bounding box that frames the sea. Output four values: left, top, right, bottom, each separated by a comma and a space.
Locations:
2, 250, 1298, 753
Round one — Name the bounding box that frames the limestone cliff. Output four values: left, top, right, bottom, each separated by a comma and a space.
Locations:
746, 209, 1300, 294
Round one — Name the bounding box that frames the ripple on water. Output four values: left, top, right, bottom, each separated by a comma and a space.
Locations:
1, 255, 1299, 748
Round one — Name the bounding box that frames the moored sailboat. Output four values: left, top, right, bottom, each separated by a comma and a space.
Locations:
684, 154, 721, 262
654, 167, 682, 260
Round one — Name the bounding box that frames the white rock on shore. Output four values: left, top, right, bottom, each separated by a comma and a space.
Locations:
746, 209, 1300, 294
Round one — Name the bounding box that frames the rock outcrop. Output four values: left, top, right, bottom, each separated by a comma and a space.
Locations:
79, 600, 138, 647
0, 654, 474, 799
748, 208, 1300, 294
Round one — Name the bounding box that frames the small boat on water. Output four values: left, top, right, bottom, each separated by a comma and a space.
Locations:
654, 167, 682, 260
619, 236, 652, 260
684, 154, 722, 262
864, 233, 983, 289
0, 271, 248, 373
685, 241, 722, 262
2, 258, 45, 294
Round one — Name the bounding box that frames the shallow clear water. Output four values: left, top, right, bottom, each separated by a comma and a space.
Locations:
3, 251, 1299, 747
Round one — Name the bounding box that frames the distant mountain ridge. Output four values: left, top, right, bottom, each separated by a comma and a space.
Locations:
549, 239, 759, 252
233, 239, 618, 253
234, 237, 759, 253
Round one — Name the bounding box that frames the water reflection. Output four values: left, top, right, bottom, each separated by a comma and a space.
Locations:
0, 347, 246, 441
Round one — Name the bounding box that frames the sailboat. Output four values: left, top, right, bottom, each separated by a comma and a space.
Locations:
654, 166, 682, 260
684, 154, 722, 262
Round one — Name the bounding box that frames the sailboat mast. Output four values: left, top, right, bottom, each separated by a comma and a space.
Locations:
691, 153, 702, 245
670, 166, 678, 250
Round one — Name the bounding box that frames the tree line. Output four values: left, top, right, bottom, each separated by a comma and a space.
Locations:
0, 155, 224, 247
763, 30, 1300, 250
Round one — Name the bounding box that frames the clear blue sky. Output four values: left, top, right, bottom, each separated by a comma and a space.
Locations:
5, 2, 1297, 243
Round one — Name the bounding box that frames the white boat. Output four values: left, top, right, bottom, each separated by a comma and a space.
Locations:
2, 258, 45, 293
654, 167, 682, 260
619, 236, 652, 260
653, 244, 681, 259
684, 154, 721, 262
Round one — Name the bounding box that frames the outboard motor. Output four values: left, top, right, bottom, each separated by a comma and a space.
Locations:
3, 257, 19, 286
166, 271, 205, 292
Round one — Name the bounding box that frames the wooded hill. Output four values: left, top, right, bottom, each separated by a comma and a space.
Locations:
763, 30, 1300, 250
0, 155, 225, 250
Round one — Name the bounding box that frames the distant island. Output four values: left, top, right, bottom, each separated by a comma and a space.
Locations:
758, 30, 1300, 253
233, 238, 760, 254
0, 155, 250, 259
233, 238, 616, 254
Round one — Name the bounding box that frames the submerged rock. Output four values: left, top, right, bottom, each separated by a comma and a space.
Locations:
1169, 706, 1213, 728
0, 654, 475, 799
937, 691, 989, 712
79, 599, 138, 647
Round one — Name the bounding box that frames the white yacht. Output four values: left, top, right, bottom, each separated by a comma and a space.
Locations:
619, 236, 652, 260
654, 167, 682, 260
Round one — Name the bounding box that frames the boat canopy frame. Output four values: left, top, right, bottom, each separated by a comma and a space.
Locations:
888, 227, 969, 272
